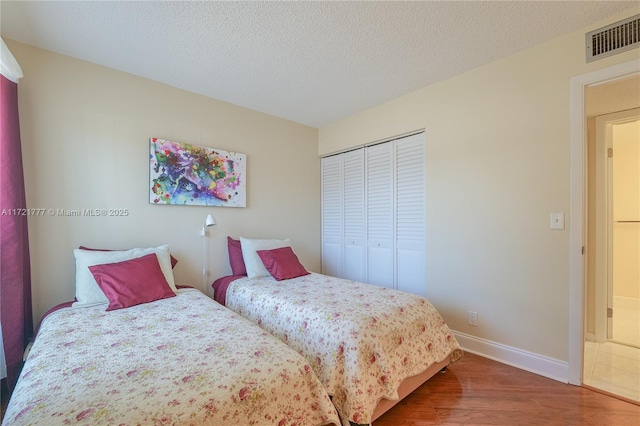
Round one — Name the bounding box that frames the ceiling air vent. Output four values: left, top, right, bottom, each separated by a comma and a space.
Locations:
586, 14, 639, 63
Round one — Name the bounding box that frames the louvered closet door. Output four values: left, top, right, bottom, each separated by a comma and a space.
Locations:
342, 149, 365, 282
366, 143, 394, 288
321, 155, 343, 277
395, 134, 426, 296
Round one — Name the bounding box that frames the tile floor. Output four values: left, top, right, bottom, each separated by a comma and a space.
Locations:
584, 340, 640, 402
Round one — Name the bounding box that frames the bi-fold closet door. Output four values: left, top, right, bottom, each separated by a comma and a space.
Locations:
321, 132, 426, 296
321, 148, 366, 281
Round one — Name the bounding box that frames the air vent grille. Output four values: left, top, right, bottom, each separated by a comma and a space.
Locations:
586, 14, 639, 63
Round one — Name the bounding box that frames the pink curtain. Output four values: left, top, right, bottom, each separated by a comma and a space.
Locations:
0, 71, 33, 394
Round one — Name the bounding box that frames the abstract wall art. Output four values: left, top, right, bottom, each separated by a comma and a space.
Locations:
149, 137, 246, 207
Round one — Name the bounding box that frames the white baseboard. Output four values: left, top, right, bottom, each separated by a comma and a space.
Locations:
452, 331, 569, 383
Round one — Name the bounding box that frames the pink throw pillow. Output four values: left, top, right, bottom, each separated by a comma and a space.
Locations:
88, 253, 176, 311
256, 246, 310, 281
227, 237, 247, 276
79, 245, 179, 269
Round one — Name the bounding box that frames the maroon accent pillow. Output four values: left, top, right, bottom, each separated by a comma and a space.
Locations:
256, 246, 310, 281
88, 253, 176, 311
79, 245, 179, 269
227, 237, 247, 276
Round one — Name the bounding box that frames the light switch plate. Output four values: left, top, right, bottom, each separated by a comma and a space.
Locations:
550, 212, 565, 230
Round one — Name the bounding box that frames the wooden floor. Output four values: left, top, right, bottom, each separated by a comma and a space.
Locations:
375, 352, 640, 426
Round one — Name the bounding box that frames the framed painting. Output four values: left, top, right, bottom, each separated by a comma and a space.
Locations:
149, 137, 246, 207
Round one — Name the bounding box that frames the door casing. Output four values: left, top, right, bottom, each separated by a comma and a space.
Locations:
568, 59, 640, 386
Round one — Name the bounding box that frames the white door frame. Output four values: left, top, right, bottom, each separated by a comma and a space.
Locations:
568, 59, 640, 385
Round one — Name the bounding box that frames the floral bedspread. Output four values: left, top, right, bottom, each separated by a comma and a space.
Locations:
225, 273, 463, 426
3, 289, 340, 426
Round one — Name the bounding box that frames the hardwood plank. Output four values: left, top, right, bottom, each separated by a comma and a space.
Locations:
374, 353, 640, 425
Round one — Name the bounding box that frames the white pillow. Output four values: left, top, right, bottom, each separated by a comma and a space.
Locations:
240, 237, 291, 279
72, 245, 177, 308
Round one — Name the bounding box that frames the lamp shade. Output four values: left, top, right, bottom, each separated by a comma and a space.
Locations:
205, 214, 216, 227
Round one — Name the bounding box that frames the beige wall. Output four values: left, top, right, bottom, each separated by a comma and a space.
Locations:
6, 40, 321, 323
613, 120, 640, 300
318, 9, 640, 362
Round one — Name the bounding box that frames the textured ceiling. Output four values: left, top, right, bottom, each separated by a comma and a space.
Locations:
1, 1, 638, 127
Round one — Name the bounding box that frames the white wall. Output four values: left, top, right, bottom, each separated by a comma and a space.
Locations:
7, 40, 321, 323
318, 8, 640, 366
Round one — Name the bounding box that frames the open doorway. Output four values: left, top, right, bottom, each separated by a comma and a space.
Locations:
606, 111, 640, 348
583, 77, 640, 402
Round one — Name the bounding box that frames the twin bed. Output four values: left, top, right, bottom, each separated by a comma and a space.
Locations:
214, 237, 463, 425
3, 288, 340, 426
4, 239, 462, 426
3, 245, 340, 426
214, 273, 462, 425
